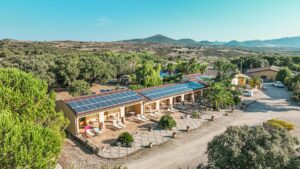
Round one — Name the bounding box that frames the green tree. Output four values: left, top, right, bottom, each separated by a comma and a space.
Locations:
0, 110, 64, 169
214, 60, 237, 81
136, 61, 163, 87
54, 55, 80, 86
68, 80, 91, 96
206, 126, 299, 169
276, 67, 293, 84
205, 82, 234, 110
79, 55, 115, 85
0, 68, 68, 132
166, 63, 176, 75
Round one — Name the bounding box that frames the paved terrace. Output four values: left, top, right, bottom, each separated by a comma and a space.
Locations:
95, 111, 224, 159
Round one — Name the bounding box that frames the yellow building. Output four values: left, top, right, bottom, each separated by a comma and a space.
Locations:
56, 81, 207, 136
231, 73, 251, 86
246, 65, 281, 82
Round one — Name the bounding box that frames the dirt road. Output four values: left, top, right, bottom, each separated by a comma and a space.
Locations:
125, 84, 300, 169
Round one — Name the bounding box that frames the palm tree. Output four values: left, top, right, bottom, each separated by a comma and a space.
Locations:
206, 82, 234, 110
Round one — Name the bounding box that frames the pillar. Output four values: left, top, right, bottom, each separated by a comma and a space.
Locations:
200, 90, 203, 97
140, 103, 144, 114
181, 94, 185, 102
119, 107, 126, 123
169, 97, 173, 108
75, 118, 79, 135
155, 101, 160, 110
99, 112, 105, 129
191, 93, 195, 102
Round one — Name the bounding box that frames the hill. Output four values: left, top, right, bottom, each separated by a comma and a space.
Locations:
123, 35, 300, 48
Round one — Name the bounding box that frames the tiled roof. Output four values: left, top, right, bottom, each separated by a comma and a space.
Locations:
246, 65, 281, 74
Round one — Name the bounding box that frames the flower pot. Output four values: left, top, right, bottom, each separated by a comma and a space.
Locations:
149, 142, 153, 148
186, 126, 190, 132
172, 132, 177, 138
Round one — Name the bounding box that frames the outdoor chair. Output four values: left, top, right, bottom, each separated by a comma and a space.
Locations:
140, 114, 150, 121
86, 129, 95, 137
135, 116, 147, 122
93, 127, 103, 135
117, 119, 126, 128
112, 120, 123, 129
149, 112, 159, 118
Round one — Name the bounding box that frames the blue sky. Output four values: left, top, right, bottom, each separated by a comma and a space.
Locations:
1, 0, 300, 42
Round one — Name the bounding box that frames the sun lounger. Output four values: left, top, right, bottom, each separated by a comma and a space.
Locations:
93, 127, 103, 135
86, 129, 95, 137
149, 113, 159, 118
117, 119, 126, 128
135, 116, 147, 122
112, 120, 123, 129
139, 114, 150, 121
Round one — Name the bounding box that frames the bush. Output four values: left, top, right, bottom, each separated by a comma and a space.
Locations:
128, 84, 145, 90
266, 119, 294, 131
233, 96, 241, 105
117, 132, 134, 146
206, 125, 299, 169
68, 80, 91, 96
158, 114, 177, 130
191, 112, 200, 119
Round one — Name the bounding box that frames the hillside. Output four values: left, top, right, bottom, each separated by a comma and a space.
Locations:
123, 35, 300, 48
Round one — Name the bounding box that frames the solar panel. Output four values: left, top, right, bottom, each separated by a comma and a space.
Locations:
67, 90, 144, 114
140, 82, 204, 100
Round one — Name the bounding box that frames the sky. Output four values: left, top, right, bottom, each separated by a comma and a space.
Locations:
1, 0, 300, 42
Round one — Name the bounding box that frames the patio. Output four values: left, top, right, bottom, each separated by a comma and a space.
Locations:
78, 105, 227, 159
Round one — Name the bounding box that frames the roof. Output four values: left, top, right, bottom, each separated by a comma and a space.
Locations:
63, 81, 207, 116
65, 90, 144, 115
246, 65, 281, 74
139, 81, 206, 101
235, 73, 251, 79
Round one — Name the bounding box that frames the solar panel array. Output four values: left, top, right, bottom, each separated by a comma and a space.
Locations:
140, 82, 204, 100
67, 91, 143, 114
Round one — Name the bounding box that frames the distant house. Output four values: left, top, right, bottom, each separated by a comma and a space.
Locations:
246, 65, 281, 81
231, 73, 251, 86
181, 69, 218, 82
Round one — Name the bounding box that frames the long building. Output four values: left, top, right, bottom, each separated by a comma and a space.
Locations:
56, 81, 208, 136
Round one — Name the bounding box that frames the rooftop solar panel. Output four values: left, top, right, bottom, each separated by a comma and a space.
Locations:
67, 90, 143, 114
140, 82, 204, 100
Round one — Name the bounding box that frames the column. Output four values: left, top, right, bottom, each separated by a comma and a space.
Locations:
99, 112, 105, 129
119, 107, 126, 123
75, 118, 79, 135
200, 89, 203, 97
169, 97, 173, 108
191, 93, 195, 102
140, 103, 144, 115
155, 101, 160, 110
181, 94, 185, 102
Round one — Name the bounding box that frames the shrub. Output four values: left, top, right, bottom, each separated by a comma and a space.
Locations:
158, 114, 177, 130
68, 80, 91, 96
266, 119, 294, 131
233, 96, 241, 105
117, 132, 134, 146
191, 112, 200, 119
128, 84, 145, 90
206, 125, 299, 169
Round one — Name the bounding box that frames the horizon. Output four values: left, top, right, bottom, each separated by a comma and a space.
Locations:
1, 0, 300, 42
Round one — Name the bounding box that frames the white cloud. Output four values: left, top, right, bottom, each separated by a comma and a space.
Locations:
97, 17, 111, 25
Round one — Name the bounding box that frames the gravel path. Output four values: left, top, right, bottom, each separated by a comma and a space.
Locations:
59, 83, 300, 169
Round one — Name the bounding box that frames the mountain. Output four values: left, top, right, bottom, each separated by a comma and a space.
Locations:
225, 36, 300, 48
123, 34, 300, 48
